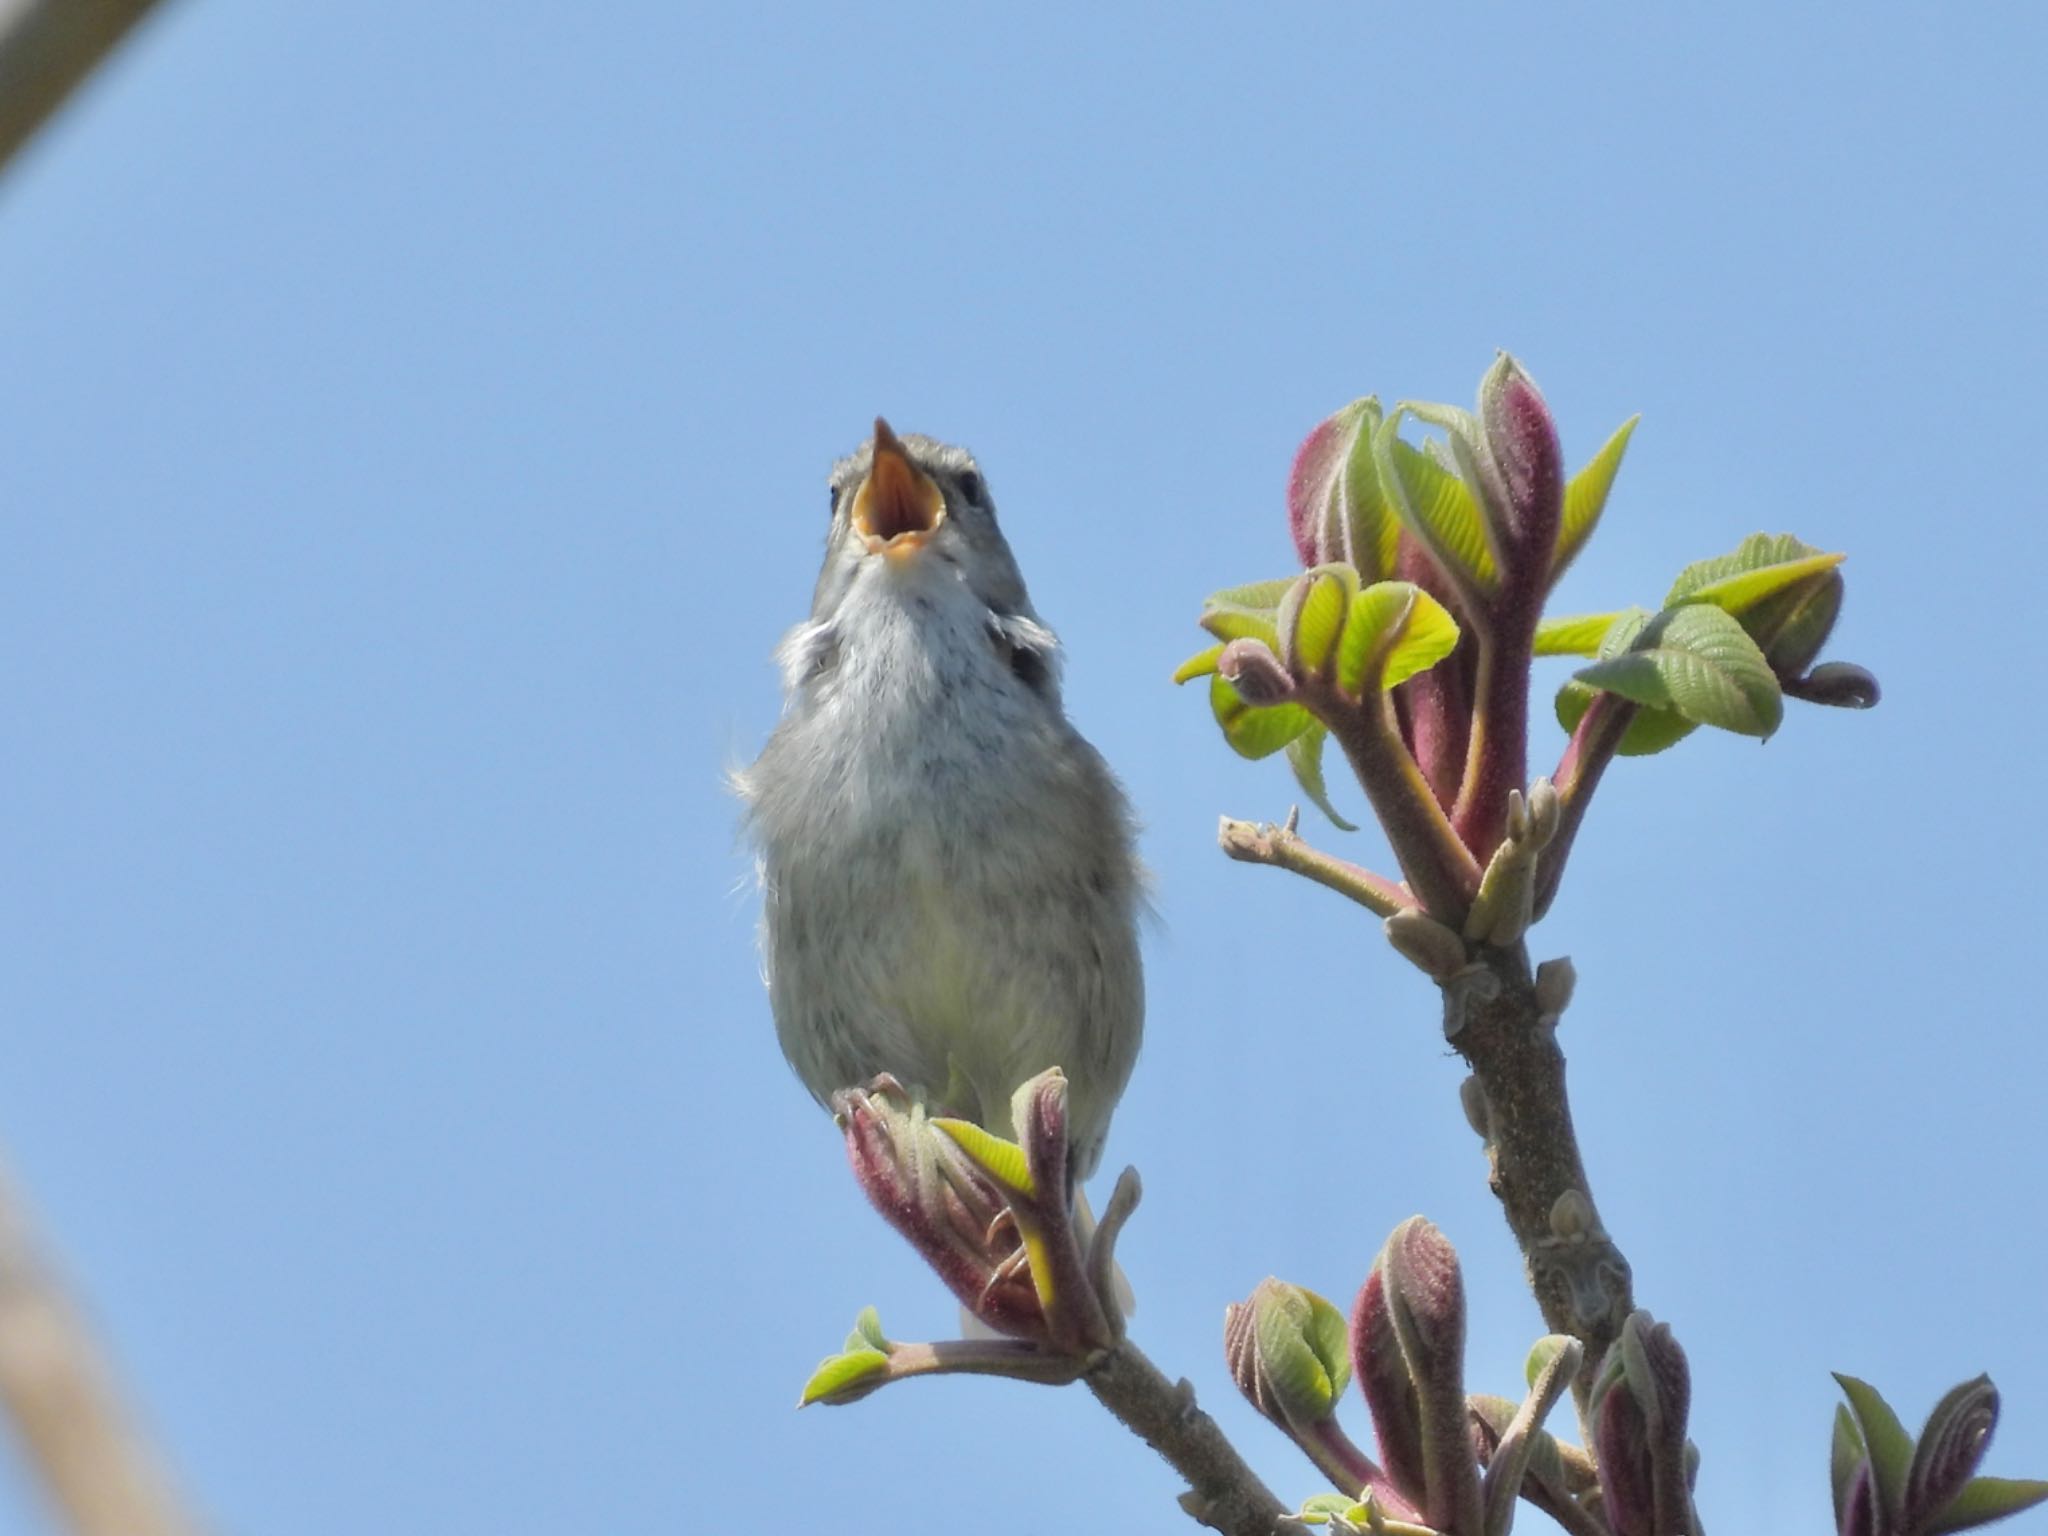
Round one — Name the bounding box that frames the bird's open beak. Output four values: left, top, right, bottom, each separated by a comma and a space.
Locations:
851, 417, 946, 554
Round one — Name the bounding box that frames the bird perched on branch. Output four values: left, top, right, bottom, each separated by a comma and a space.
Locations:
739, 419, 1144, 1185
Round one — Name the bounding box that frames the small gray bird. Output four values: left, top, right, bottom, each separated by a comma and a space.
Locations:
739, 419, 1144, 1185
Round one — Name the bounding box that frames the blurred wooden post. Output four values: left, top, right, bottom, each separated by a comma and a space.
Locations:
0, 0, 165, 174
0, 1159, 199, 1536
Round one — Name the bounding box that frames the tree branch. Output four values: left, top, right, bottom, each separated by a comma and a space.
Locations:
1447, 948, 1634, 1410
1085, 1340, 1289, 1536
1451, 625, 1535, 860
1533, 691, 1634, 921
1305, 684, 1481, 923
1218, 814, 1411, 917
0, 1152, 201, 1536
0, 0, 168, 176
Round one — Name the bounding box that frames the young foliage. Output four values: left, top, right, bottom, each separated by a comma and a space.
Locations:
793, 353, 2040, 1536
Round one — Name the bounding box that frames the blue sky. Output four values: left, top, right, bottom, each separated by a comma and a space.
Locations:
2, 4, 2044, 1533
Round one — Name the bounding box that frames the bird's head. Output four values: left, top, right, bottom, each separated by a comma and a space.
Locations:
810, 418, 1031, 621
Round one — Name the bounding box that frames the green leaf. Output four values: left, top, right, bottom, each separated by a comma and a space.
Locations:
1923, 1476, 2048, 1534
1209, 673, 1315, 760
1485, 1335, 1581, 1536
1554, 678, 1699, 757
1550, 415, 1638, 586
1377, 587, 1461, 691
1282, 566, 1357, 676
931, 1117, 1035, 1199
1835, 1374, 1916, 1530
848, 1306, 888, 1352
1741, 568, 1845, 677
1253, 1282, 1352, 1424
1294, 1494, 1354, 1525
1200, 609, 1282, 645
1207, 576, 1302, 608
1339, 412, 1402, 585
1677, 552, 1845, 624
1833, 1402, 1867, 1529
1534, 611, 1623, 657
1551, 606, 1696, 754
1198, 577, 1297, 646
1291, 398, 1402, 581
1376, 410, 1498, 597
1665, 533, 1832, 608
799, 1346, 890, 1407
1201, 602, 1283, 646
1525, 1334, 1574, 1389
1302, 1289, 1353, 1403
1574, 604, 1783, 739
1553, 609, 1669, 750
1596, 606, 1653, 657
1335, 581, 1461, 695
1337, 584, 1411, 695
1172, 643, 1225, 684
1286, 725, 1358, 831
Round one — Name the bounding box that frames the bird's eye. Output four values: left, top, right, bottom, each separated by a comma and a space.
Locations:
827, 487, 840, 518
1007, 642, 1050, 695
956, 471, 985, 506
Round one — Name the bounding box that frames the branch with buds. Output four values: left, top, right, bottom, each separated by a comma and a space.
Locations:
794, 354, 2041, 1536
1168, 353, 2037, 1532
799, 1070, 1286, 1536
1223, 1218, 1585, 1535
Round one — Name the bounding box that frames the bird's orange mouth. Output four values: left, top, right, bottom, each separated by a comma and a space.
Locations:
852, 417, 946, 554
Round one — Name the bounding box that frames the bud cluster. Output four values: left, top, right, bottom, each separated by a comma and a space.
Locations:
1179, 352, 1877, 941
1832, 1374, 2047, 1536
1229, 1218, 1602, 1536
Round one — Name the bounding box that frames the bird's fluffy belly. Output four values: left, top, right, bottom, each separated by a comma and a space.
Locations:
756, 610, 1110, 1127
764, 705, 1101, 1119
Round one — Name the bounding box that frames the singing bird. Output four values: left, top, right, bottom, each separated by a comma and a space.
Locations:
739, 419, 1143, 1184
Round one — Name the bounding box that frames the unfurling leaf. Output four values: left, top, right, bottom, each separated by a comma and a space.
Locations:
848, 1305, 888, 1352
1554, 677, 1698, 756
1573, 604, 1783, 739
1280, 565, 1360, 678
1172, 642, 1225, 684
1358, 1217, 1481, 1532
1533, 610, 1623, 657
798, 1343, 891, 1407
931, 1117, 1035, 1199
1352, 1266, 1426, 1506
1831, 1372, 2048, 1536
1834, 1402, 1869, 1530
1198, 578, 1295, 646
1289, 398, 1401, 579
1834, 1374, 1916, 1532
1248, 1279, 1353, 1426
1788, 660, 1881, 710
1287, 725, 1358, 831
1219, 638, 1296, 706
1482, 1333, 1582, 1536
1591, 1313, 1697, 1536
1550, 413, 1639, 587
1477, 352, 1565, 570
1375, 410, 1499, 603
1553, 607, 1693, 754
1923, 1477, 2048, 1534
1665, 532, 1839, 610
1335, 582, 1461, 697
1910, 1376, 2000, 1526
1209, 672, 1315, 759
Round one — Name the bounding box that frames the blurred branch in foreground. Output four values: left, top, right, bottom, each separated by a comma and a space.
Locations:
0, 1154, 199, 1536
0, 0, 165, 175
2, 4, 197, 1529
